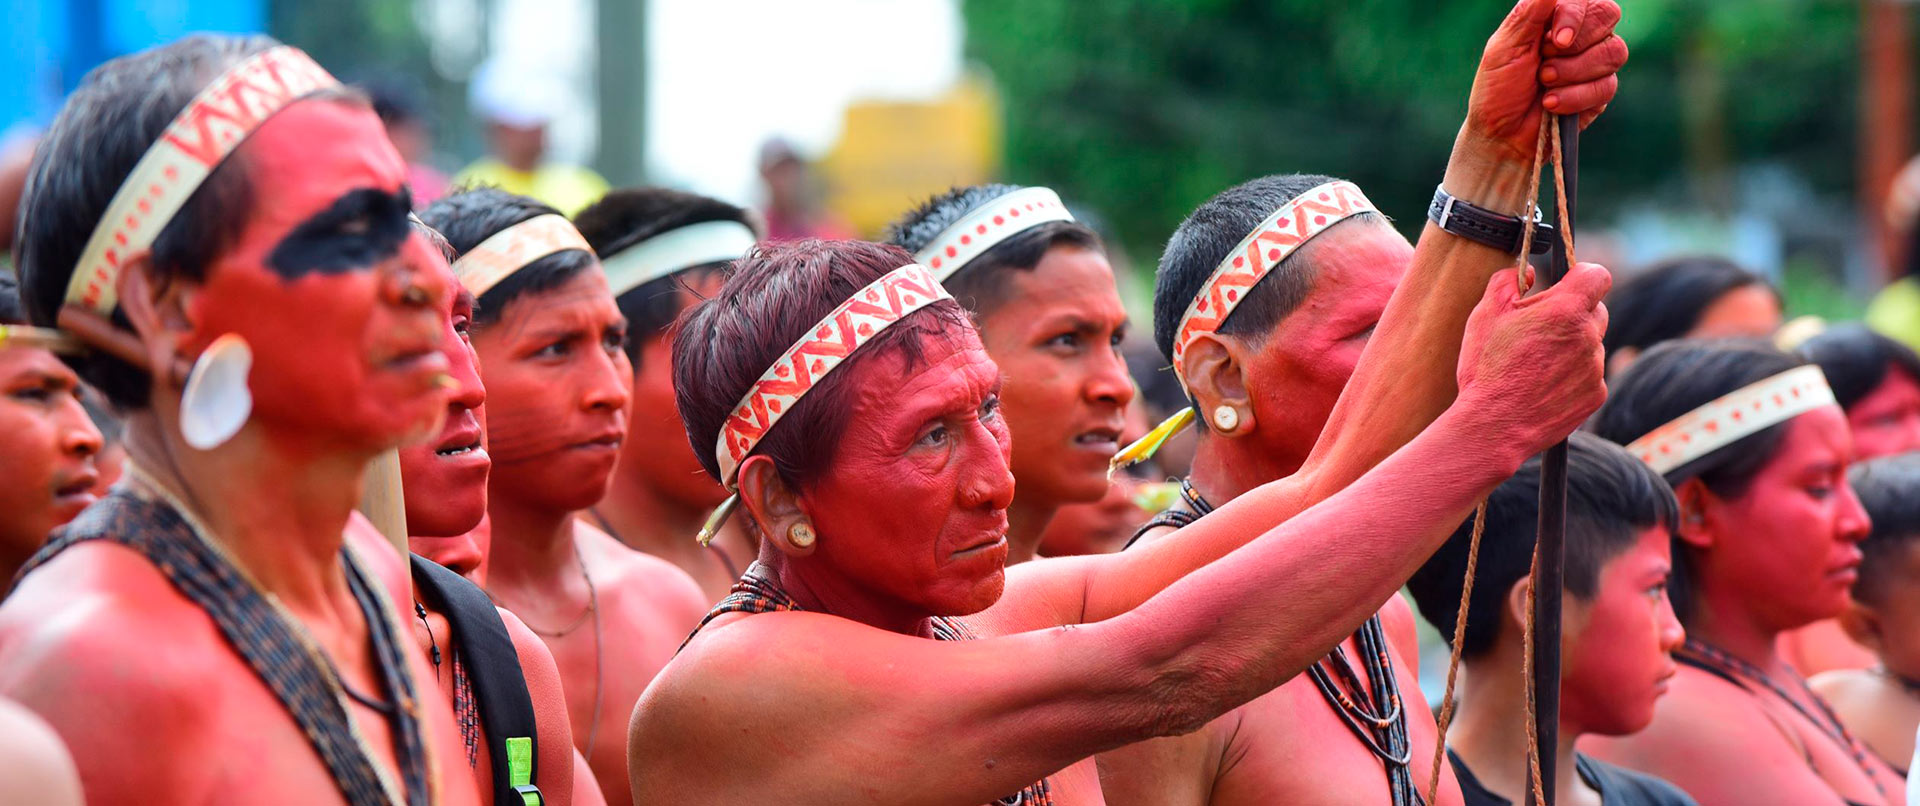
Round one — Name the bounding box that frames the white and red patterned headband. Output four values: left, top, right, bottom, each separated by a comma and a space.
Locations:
1625, 365, 1837, 475
913, 187, 1075, 280
1171, 180, 1377, 382
63, 46, 341, 315
697, 263, 952, 544
450, 214, 597, 296
600, 220, 757, 298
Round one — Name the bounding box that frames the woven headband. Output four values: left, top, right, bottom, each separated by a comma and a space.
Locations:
1111, 180, 1377, 476
63, 46, 340, 315
697, 263, 952, 544
1625, 365, 1837, 475
599, 220, 756, 298
913, 187, 1075, 281
450, 214, 596, 297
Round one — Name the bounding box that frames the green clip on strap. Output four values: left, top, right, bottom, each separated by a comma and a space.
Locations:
506, 736, 541, 806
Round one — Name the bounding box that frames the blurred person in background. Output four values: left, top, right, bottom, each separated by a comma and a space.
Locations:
1586, 341, 1902, 804
0, 274, 101, 582
366, 79, 449, 208
1602, 255, 1782, 378
758, 138, 852, 241
1812, 454, 1920, 783
887, 183, 1135, 565
422, 187, 705, 806
1779, 321, 1920, 677
453, 59, 608, 216
572, 187, 761, 601
0, 129, 37, 262
1036, 398, 1163, 557
1406, 433, 1694, 806
1873, 157, 1920, 351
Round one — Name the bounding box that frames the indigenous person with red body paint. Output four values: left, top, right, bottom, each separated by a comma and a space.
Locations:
1584, 341, 1902, 805
1602, 255, 1782, 378
630, 197, 1606, 803
1037, 400, 1158, 557
571, 187, 760, 600
398, 221, 593, 806
0, 35, 480, 805
0, 275, 102, 580
1814, 454, 1920, 782
884, 186, 1134, 564
1780, 322, 1920, 676
1099, 3, 1624, 804
1405, 433, 1695, 806
419, 189, 706, 806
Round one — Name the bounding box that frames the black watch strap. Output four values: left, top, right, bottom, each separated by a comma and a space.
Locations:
1428, 186, 1554, 255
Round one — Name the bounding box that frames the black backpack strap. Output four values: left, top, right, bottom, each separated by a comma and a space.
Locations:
409, 555, 544, 806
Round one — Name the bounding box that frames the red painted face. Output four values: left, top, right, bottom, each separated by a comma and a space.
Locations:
1703, 407, 1872, 630
617, 274, 728, 509
1846, 365, 1920, 460
799, 326, 1016, 616
976, 246, 1133, 506
1686, 284, 1782, 341
399, 254, 490, 538
0, 346, 101, 562
1561, 526, 1685, 736
1241, 221, 1411, 472
1037, 401, 1153, 557
472, 268, 632, 515
184, 99, 451, 452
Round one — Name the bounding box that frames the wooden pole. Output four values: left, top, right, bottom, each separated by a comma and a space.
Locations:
1525, 114, 1578, 806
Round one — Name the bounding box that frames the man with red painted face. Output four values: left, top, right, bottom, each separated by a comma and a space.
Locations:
1100, 2, 1625, 803
0, 35, 479, 805
1404, 433, 1694, 806
420, 188, 707, 806
398, 221, 596, 806
570, 187, 760, 600
634, 205, 1605, 800
0, 275, 102, 581
1584, 341, 1902, 805
1779, 322, 1920, 676
884, 185, 1133, 564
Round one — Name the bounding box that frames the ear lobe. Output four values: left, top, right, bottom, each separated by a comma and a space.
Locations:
1182, 333, 1257, 437
1504, 576, 1533, 634
1673, 479, 1716, 550
736, 455, 814, 557
114, 252, 192, 388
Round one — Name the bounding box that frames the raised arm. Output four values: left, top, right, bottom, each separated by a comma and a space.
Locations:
987, 0, 1623, 631
633, 267, 1609, 805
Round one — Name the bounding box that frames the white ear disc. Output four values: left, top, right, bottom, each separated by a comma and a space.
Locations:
179, 333, 254, 451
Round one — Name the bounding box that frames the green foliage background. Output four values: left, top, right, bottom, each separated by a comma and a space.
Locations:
964, 0, 1867, 272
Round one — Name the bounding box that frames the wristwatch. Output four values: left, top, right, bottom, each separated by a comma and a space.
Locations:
1428, 186, 1554, 255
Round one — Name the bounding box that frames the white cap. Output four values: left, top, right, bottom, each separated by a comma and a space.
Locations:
469, 58, 562, 128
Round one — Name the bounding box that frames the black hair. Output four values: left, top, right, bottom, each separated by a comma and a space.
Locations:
361, 77, 427, 129
1587, 339, 1809, 621
0, 272, 22, 324
1406, 433, 1679, 659
885, 184, 1103, 319
14, 34, 281, 409
1799, 322, 1920, 411
419, 187, 596, 327
1602, 256, 1778, 367
1151, 173, 1384, 368
1850, 453, 1920, 603
573, 187, 754, 368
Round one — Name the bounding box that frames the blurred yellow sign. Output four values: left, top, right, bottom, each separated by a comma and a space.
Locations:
819, 73, 1002, 238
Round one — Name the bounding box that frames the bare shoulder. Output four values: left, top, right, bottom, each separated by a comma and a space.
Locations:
575, 523, 708, 619
0, 696, 81, 805
1377, 593, 1421, 661
1808, 668, 1879, 705
344, 512, 410, 605
1584, 666, 1831, 798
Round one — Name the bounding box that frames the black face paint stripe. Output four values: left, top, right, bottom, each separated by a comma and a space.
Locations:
265, 186, 412, 279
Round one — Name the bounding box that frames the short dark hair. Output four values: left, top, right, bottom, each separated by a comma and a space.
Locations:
573, 187, 754, 367
1603, 256, 1778, 366
419, 187, 596, 327
1151, 173, 1384, 369
673, 239, 971, 493
14, 34, 283, 409
1850, 453, 1920, 604
1588, 339, 1810, 621
885, 184, 1102, 319
0, 272, 23, 324
1406, 432, 1679, 659
1799, 322, 1920, 412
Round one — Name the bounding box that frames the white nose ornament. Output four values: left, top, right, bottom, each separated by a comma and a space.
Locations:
179, 333, 254, 451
